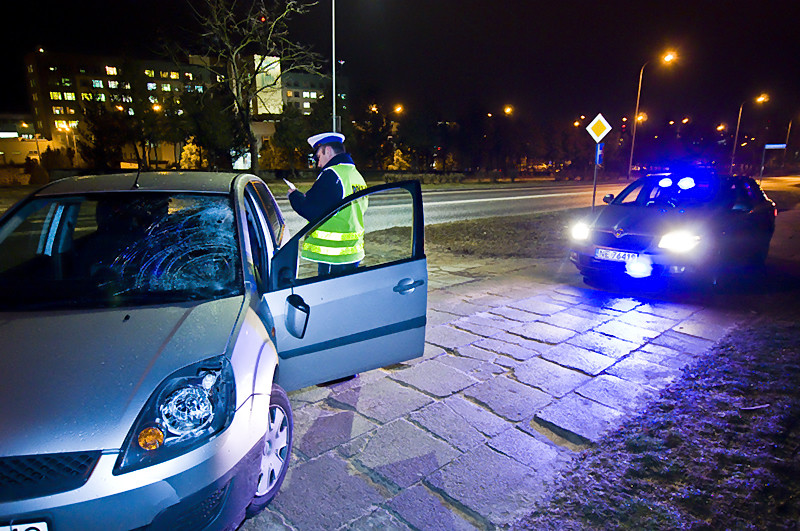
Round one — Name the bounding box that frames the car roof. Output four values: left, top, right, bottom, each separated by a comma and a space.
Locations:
34, 171, 256, 196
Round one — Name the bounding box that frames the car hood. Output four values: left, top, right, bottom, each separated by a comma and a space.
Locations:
593, 204, 717, 234
0, 296, 244, 457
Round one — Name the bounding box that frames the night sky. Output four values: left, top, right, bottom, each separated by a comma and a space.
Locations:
3, 0, 799, 134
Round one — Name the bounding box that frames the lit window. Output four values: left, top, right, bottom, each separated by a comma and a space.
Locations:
147, 82, 157, 91
184, 72, 193, 81
95, 93, 106, 102
61, 78, 72, 87
310, 91, 317, 98
64, 92, 76, 101
105, 66, 118, 76
286, 90, 293, 97
50, 91, 62, 100
92, 79, 103, 88
108, 80, 119, 89
81, 93, 93, 101
52, 106, 64, 115
128, 108, 135, 116
122, 95, 133, 103
160, 71, 169, 78
149, 96, 158, 103
27, 64, 33, 73
303, 101, 311, 109
54, 120, 68, 129
32, 94, 38, 102
161, 83, 171, 92
170, 71, 179, 79
196, 85, 204, 93
30, 80, 36, 88
186, 85, 194, 92
66, 107, 75, 114
302, 91, 310, 98
68, 121, 78, 128
216, 74, 224, 82
49, 66, 57, 72
122, 82, 131, 89
145, 69, 154, 77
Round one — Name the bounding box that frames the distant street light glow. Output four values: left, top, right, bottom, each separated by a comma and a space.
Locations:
504, 105, 514, 115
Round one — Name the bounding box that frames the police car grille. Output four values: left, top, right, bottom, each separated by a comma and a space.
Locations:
593, 231, 653, 251
0, 451, 101, 502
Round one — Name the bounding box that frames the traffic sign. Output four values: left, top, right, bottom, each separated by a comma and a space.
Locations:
586, 113, 612, 143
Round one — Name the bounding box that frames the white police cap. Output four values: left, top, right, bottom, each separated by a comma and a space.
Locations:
307, 132, 345, 149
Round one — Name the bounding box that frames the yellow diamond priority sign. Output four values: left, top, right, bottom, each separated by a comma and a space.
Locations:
586, 113, 612, 143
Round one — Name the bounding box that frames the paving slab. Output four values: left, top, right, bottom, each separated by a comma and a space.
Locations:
634, 344, 697, 370
509, 296, 570, 316
514, 357, 592, 398
535, 393, 626, 444
567, 330, 639, 359
426, 445, 547, 527
343, 508, 413, 530
455, 344, 498, 362
489, 305, 541, 322
473, 336, 541, 360
650, 329, 716, 355
409, 401, 487, 452
605, 355, 683, 389
293, 404, 377, 458
437, 355, 506, 382
353, 418, 461, 489
541, 309, 609, 333
463, 375, 553, 421
388, 485, 479, 531
617, 309, 679, 333
331, 377, 433, 423
510, 321, 576, 344
271, 453, 386, 531
444, 395, 509, 437
540, 343, 618, 376
575, 374, 660, 413
672, 318, 735, 341
392, 359, 478, 398
425, 325, 483, 349
593, 319, 661, 344
488, 427, 566, 474
636, 301, 700, 320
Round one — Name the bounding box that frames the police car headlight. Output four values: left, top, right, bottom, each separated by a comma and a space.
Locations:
571, 222, 591, 241
658, 230, 700, 253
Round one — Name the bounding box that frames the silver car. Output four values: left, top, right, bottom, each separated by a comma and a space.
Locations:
0, 172, 427, 530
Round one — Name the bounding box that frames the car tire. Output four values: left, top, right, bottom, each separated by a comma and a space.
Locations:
246, 383, 293, 516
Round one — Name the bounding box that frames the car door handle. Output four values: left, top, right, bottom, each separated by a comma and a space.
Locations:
393, 278, 424, 294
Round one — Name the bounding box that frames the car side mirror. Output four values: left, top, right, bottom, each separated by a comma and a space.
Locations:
602, 193, 614, 204
285, 294, 310, 339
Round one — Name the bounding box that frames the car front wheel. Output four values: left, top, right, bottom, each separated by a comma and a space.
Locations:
247, 383, 293, 515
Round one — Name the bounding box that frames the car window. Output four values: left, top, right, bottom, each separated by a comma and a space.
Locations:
613, 175, 720, 208
248, 181, 285, 247
0, 193, 242, 311
293, 187, 413, 283
243, 192, 270, 290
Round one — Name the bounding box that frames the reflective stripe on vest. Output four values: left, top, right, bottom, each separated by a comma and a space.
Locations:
300, 163, 368, 264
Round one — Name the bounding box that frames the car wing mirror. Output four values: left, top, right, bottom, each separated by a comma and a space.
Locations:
602, 193, 614, 204
285, 293, 310, 339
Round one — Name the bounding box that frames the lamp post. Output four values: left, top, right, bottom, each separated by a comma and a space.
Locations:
627, 51, 677, 179
730, 93, 769, 174
331, 0, 337, 132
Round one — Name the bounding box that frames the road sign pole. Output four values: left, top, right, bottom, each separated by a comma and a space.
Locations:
586, 115, 612, 212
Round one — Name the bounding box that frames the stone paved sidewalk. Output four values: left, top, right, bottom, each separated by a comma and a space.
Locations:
241, 254, 743, 531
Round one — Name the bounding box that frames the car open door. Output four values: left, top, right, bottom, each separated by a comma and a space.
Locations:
263, 181, 426, 391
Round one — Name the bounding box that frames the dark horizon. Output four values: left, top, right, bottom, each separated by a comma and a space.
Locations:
2, 0, 798, 135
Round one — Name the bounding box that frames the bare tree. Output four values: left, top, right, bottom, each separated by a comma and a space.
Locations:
185, 0, 322, 171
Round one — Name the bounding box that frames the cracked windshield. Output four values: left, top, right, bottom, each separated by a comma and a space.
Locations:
0, 193, 242, 310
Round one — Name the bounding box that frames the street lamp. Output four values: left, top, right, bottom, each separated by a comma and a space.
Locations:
730, 93, 769, 174
331, 0, 337, 131
627, 51, 678, 179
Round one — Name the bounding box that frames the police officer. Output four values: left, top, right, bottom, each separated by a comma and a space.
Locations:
287, 132, 368, 276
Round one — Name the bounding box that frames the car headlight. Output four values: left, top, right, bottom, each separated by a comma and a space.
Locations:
114, 355, 235, 475
658, 230, 700, 253
570, 221, 591, 241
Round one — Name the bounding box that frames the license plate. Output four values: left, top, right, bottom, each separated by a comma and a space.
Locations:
595, 248, 638, 262
0, 523, 49, 531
